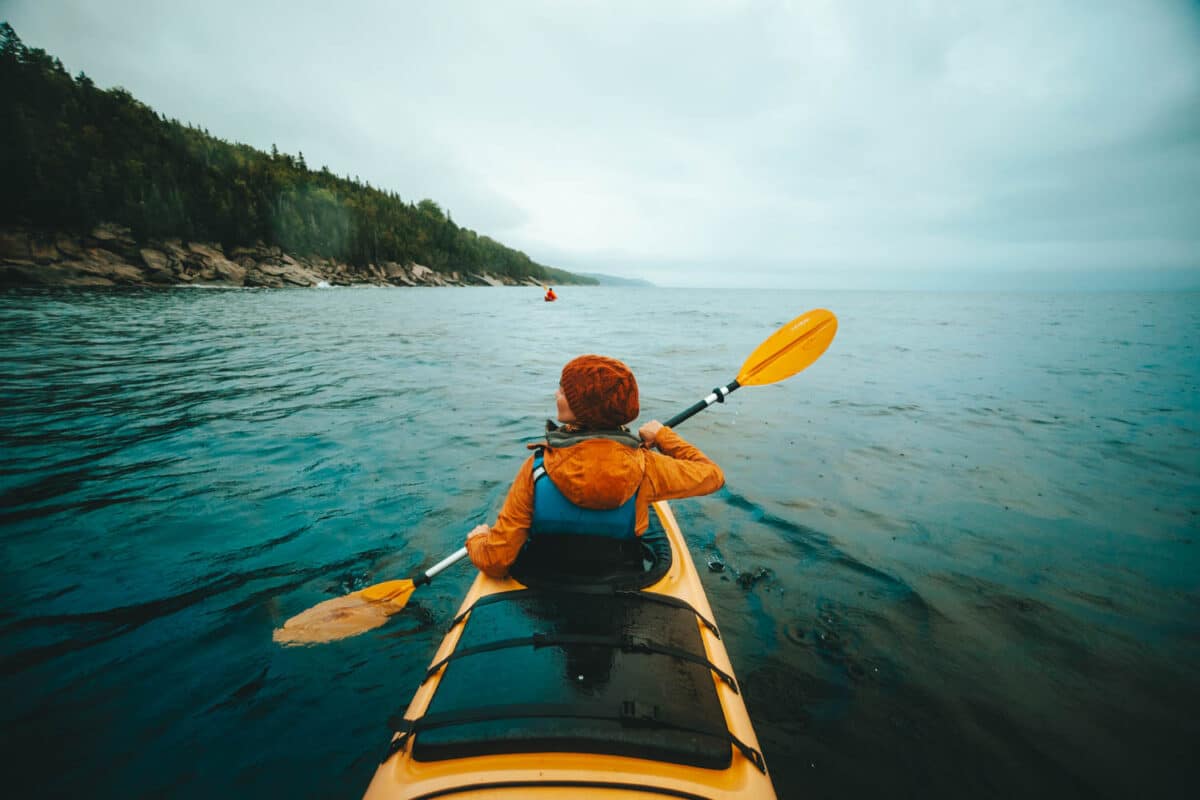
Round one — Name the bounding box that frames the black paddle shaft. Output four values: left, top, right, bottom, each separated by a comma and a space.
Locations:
663, 380, 741, 429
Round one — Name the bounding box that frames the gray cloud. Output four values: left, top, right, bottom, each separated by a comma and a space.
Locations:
5, 0, 1198, 288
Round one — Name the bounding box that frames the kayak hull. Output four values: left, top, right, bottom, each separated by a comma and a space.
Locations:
363, 500, 776, 799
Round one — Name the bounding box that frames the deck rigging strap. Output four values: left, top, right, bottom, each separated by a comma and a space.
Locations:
383, 702, 767, 774
420, 632, 740, 693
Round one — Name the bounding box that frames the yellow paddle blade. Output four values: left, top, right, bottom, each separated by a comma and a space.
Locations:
360, 579, 418, 602
736, 308, 838, 387
272, 580, 416, 646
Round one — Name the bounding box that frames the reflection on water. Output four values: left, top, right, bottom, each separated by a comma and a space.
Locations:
1, 287, 1197, 798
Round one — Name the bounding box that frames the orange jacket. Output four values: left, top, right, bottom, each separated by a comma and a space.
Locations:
466, 427, 724, 577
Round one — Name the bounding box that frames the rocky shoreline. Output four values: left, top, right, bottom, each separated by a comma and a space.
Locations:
0, 224, 553, 289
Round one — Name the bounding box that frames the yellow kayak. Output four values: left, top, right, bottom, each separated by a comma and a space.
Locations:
363, 499, 776, 799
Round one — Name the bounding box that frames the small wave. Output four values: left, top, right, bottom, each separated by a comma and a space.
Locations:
719, 489, 909, 593
828, 399, 924, 417
206, 666, 271, 713
930, 571, 1103, 678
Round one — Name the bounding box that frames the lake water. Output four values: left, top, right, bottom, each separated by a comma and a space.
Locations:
1, 286, 1197, 798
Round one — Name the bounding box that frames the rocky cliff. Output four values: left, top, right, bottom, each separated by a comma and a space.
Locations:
0, 224, 548, 289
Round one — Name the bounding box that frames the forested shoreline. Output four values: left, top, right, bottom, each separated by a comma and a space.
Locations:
0, 23, 592, 287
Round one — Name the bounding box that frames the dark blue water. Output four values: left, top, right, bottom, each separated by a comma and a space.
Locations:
1, 287, 1197, 798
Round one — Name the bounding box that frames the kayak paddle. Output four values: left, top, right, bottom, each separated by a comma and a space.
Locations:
272, 307, 837, 645
665, 307, 838, 427
273, 547, 469, 645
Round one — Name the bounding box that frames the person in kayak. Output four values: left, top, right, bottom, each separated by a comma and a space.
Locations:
466, 354, 724, 577
544, 286, 557, 301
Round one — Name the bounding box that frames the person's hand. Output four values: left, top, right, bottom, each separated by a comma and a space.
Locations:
467, 523, 490, 541
638, 420, 664, 446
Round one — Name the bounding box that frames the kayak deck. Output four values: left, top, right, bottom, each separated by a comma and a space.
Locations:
364, 500, 776, 799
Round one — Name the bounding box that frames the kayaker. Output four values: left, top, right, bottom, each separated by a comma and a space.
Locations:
466, 355, 724, 577
544, 286, 557, 301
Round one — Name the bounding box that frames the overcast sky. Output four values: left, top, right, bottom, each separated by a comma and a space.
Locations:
4, 0, 1199, 289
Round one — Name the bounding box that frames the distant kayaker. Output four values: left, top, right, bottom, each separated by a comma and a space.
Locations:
466, 355, 725, 577
544, 286, 557, 302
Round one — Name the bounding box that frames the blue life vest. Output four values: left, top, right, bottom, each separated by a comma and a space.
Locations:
529, 450, 638, 540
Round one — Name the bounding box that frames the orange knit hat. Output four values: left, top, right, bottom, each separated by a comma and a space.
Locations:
560, 355, 639, 428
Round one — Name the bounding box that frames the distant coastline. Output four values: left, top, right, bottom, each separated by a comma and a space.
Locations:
0, 223, 592, 289
575, 272, 656, 287
0, 25, 594, 290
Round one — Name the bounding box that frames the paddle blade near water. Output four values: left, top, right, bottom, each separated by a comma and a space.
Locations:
736, 308, 838, 387
272, 579, 416, 645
